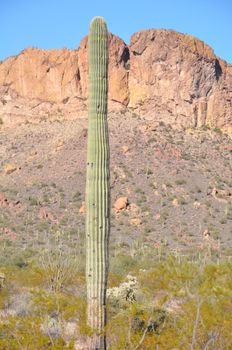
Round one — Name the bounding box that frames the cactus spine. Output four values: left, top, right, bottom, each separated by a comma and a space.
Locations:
85, 17, 110, 349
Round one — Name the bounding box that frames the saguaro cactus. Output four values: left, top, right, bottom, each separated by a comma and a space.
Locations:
85, 17, 110, 349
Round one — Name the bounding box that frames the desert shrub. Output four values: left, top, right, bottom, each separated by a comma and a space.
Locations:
38, 230, 80, 292
5, 265, 47, 290
0, 316, 74, 350
0, 286, 9, 309
31, 290, 85, 319
175, 179, 187, 186
0, 241, 34, 268
106, 257, 232, 349
110, 254, 138, 276
107, 301, 168, 350
1, 240, 231, 349
30, 291, 91, 338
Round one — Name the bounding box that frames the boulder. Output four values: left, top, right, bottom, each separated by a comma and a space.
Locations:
113, 197, 129, 211
4, 163, 17, 174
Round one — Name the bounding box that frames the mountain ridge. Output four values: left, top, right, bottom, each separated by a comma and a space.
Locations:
0, 29, 232, 132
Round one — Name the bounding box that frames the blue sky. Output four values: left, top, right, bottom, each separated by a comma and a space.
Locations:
1, 0, 232, 63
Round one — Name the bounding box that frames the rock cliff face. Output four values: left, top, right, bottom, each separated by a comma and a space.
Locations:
0, 29, 232, 131
128, 30, 232, 131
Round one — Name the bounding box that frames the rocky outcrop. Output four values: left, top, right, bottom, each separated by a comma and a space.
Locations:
113, 197, 129, 211
78, 33, 129, 106
128, 30, 232, 131
0, 29, 231, 131
0, 48, 80, 101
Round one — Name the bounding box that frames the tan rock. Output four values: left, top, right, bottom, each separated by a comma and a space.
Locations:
172, 198, 179, 207
203, 229, 210, 239
113, 197, 128, 210
211, 187, 231, 202
55, 140, 65, 151
193, 201, 201, 209
152, 181, 158, 189
56, 140, 65, 147
8, 200, 21, 208
0, 193, 20, 208
162, 184, 167, 191
79, 202, 86, 214
38, 207, 54, 221
130, 218, 142, 226
4, 163, 17, 174
122, 145, 129, 154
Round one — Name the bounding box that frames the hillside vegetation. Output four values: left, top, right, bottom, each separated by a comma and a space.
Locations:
0, 112, 232, 348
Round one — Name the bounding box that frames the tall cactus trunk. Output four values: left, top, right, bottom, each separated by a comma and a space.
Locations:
85, 17, 110, 350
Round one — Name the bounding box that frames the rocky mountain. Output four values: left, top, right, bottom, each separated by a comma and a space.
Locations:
0, 29, 232, 132
1, 28, 232, 350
